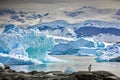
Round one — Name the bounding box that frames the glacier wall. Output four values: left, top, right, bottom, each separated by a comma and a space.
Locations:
0, 24, 63, 65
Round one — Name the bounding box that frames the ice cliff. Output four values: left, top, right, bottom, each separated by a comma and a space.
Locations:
0, 24, 63, 65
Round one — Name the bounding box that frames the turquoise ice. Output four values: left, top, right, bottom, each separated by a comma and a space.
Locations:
0, 25, 63, 65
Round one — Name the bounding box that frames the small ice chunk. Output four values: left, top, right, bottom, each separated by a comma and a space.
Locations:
0, 62, 5, 70
47, 73, 54, 76
64, 66, 75, 74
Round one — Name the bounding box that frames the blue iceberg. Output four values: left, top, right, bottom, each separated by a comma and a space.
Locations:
0, 25, 64, 65
50, 38, 105, 56
95, 43, 120, 62
64, 66, 75, 74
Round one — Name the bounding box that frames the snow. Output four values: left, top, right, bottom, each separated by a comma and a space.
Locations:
93, 34, 120, 43
47, 35, 74, 41
0, 28, 4, 33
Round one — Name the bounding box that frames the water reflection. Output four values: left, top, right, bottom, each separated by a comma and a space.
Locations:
9, 56, 120, 77
10, 63, 52, 72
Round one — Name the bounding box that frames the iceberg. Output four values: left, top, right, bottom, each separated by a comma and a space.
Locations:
95, 43, 120, 62
0, 24, 63, 65
30, 20, 120, 39
64, 66, 75, 74
0, 62, 5, 70
50, 38, 105, 56
75, 47, 98, 56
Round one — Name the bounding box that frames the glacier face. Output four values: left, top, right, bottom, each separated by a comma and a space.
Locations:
0, 25, 64, 65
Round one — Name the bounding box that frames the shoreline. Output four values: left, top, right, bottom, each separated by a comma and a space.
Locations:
0, 65, 120, 80
8, 55, 120, 77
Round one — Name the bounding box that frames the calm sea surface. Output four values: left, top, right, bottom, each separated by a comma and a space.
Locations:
10, 55, 120, 77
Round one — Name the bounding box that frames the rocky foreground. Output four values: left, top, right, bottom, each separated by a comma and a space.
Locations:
0, 65, 120, 80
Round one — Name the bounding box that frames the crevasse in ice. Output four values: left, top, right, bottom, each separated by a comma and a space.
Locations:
0, 24, 63, 65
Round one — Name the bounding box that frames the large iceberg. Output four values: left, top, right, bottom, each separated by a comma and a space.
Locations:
0, 24, 63, 65
50, 38, 105, 56
51, 37, 120, 62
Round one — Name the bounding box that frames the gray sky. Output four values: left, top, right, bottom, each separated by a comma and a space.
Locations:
0, 0, 120, 13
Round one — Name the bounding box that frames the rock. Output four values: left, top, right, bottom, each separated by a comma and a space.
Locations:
0, 67, 4, 72
48, 71, 64, 76
68, 71, 99, 80
67, 71, 120, 80
14, 76, 25, 80
0, 65, 120, 80
103, 76, 119, 80
4, 65, 10, 69
1, 77, 9, 80
29, 70, 38, 75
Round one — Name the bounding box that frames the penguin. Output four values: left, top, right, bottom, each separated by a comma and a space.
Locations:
88, 64, 92, 72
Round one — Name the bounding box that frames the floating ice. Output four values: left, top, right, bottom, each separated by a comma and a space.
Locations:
0, 62, 5, 70
51, 38, 105, 56
95, 43, 120, 62
0, 24, 64, 65
64, 66, 75, 74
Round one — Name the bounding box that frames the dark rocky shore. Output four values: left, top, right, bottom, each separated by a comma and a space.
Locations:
0, 65, 120, 80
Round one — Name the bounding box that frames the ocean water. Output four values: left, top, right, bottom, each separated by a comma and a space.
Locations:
10, 55, 120, 77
